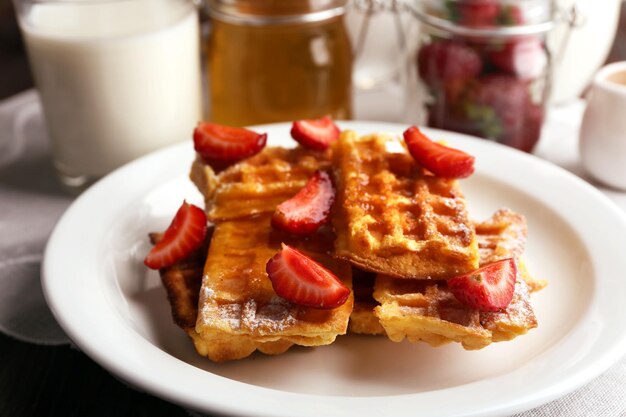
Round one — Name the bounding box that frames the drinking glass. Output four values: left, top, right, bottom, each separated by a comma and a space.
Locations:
13, 0, 202, 191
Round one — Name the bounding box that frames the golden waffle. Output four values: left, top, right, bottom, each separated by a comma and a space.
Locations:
150, 226, 329, 358
151, 229, 301, 358
474, 210, 546, 292
372, 209, 540, 350
196, 217, 353, 361
191, 147, 331, 222
332, 131, 479, 279
190, 147, 353, 362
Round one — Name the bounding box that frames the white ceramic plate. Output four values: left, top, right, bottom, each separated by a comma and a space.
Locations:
43, 121, 626, 417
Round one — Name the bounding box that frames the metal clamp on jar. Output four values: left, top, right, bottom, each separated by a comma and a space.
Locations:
206, 0, 353, 126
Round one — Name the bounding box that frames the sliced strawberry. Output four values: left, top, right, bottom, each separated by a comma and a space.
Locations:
144, 201, 208, 270
193, 122, 267, 164
266, 243, 350, 309
447, 258, 517, 312
290, 116, 341, 150
403, 126, 475, 178
271, 170, 335, 235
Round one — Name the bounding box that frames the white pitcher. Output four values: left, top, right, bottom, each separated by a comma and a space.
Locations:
580, 61, 626, 190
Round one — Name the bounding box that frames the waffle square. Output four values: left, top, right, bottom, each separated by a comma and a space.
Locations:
372, 209, 540, 349
191, 147, 331, 223
189, 147, 353, 362
332, 131, 479, 279
195, 216, 353, 361
151, 227, 304, 359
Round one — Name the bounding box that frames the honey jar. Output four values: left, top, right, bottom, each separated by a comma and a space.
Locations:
206, 0, 353, 126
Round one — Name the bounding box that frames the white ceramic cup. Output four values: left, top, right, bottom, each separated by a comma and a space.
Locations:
580, 61, 626, 190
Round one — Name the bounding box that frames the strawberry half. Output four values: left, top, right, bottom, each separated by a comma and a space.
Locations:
403, 126, 475, 178
417, 40, 482, 89
271, 170, 335, 235
447, 258, 517, 312
266, 243, 350, 309
193, 122, 267, 164
290, 116, 341, 150
144, 201, 208, 270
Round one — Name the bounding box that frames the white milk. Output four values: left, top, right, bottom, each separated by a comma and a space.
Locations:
20, 0, 201, 180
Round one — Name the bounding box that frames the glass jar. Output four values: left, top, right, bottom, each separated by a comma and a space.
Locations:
206, 0, 353, 126
412, 0, 554, 152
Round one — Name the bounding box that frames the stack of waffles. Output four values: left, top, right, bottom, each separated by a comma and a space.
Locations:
153, 131, 545, 362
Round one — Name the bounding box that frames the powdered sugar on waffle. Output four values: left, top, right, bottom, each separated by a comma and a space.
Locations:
200, 287, 299, 335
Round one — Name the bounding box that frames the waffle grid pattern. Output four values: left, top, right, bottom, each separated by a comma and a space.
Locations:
371, 209, 539, 349
333, 131, 478, 279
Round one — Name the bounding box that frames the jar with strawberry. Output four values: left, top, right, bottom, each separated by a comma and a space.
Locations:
411, 0, 555, 152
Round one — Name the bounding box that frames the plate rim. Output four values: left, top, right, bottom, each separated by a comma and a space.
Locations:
42, 121, 626, 417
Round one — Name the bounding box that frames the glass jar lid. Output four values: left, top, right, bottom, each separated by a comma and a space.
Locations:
410, 0, 556, 38
208, 0, 347, 25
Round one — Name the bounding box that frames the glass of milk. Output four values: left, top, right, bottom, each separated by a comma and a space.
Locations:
13, 0, 202, 191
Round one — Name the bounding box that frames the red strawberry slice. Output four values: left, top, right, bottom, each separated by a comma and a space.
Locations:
266, 243, 350, 309
403, 126, 475, 178
447, 258, 517, 312
193, 122, 267, 164
290, 116, 341, 150
144, 201, 208, 270
271, 170, 335, 235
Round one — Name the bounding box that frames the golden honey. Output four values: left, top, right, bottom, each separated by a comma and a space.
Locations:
207, 0, 352, 126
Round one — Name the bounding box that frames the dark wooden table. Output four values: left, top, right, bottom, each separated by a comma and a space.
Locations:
1, 2, 626, 416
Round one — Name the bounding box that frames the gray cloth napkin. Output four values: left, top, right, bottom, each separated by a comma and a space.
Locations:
0, 91, 71, 345
1, 90, 625, 416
